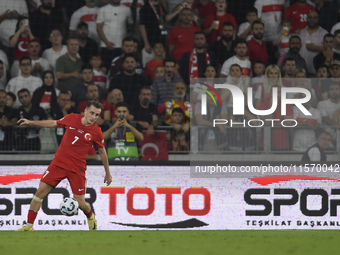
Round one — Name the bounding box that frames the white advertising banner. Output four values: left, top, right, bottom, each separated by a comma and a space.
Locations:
1, 166, 340, 230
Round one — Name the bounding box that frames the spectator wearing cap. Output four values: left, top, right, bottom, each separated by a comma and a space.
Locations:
328, 60, 340, 79
70, 64, 105, 108
210, 22, 235, 66
55, 38, 83, 92
168, 8, 201, 62
109, 54, 146, 108
278, 36, 307, 73
298, 11, 327, 74
42, 29, 68, 73
301, 131, 332, 162
76, 22, 99, 64
313, 33, 335, 72
314, 0, 339, 33
29, 0, 63, 50
151, 59, 182, 108
69, 0, 100, 45
27, 40, 51, 78
96, 0, 134, 69
246, 20, 268, 75
6, 56, 43, 108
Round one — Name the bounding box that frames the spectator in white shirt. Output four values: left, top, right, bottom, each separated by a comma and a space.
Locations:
96, 0, 134, 69
293, 92, 322, 152
6, 56, 43, 108
69, 0, 100, 45
42, 29, 68, 73
27, 40, 52, 78
0, 1, 29, 49
317, 82, 340, 141
299, 11, 328, 74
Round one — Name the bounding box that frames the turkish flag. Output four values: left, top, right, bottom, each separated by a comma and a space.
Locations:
139, 131, 168, 161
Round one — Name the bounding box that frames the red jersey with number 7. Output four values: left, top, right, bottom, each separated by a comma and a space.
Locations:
53, 113, 104, 172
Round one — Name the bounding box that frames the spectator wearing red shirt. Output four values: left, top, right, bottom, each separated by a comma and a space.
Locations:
193, 0, 216, 22
145, 43, 165, 83
78, 84, 111, 127
246, 20, 268, 75
259, 85, 293, 151
284, 0, 315, 34
203, 0, 236, 44
169, 8, 201, 62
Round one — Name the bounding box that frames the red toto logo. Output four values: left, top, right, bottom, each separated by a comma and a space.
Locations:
101, 187, 211, 216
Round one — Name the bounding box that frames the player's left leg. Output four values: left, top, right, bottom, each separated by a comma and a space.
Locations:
68, 170, 97, 231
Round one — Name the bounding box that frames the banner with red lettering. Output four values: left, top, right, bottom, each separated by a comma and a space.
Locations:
139, 131, 168, 161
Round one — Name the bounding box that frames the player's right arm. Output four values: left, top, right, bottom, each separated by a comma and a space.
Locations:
17, 118, 59, 128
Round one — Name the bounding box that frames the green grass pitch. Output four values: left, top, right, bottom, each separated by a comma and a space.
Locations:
1, 230, 340, 255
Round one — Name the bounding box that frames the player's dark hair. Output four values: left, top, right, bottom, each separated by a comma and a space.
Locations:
17, 88, 30, 97
234, 39, 248, 48
139, 86, 151, 95
324, 33, 334, 40
289, 35, 301, 43
19, 56, 32, 65
283, 57, 296, 66
254, 60, 266, 67
251, 20, 264, 30
246, 7, 258, 16
6, 91, 16, 102
115, 102, 129, 109
86, 100, 103, 110
222, 22, 234, 29
81, 63, 93, 73
172, 107, 184, 116
163, 58, 176, 66
122, 53, 136, 63
77, 22, 88, 30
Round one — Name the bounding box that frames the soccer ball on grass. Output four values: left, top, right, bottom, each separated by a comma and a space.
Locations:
60, 197, 79, 216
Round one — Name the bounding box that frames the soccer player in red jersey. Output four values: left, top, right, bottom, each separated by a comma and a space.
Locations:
16, 101, 112, 231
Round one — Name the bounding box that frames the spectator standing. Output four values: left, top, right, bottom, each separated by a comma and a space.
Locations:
203, 0, 236, 45
151, 59, 182, 108
313, 33, 336, 71
6, 57, 43, 108
97, 0, 134, 69
314, 0, 339, 32
299, 11, 328, 74
293, 93, 322, 152
71, 64, 105, 108
129, 86, 159, 136
193, 0, 216, 22
278, 36, 308, 73
220, 39, 251, 79
109, 54, 146, 107
76, 22, 99, 64
210, 22, 235, 66
55, 38, 83, 92
166, 0, 200, 27
16, 88, 47, 151
0, 1, 29, 50
301, 131, 331, 162
246, 20, 268, 75
121, 0, 145, 39
284, 0, 315, 34
9, 18, 37, 78
29, 0, 63, 50
27, 40, 52, 78
237, 8, 258, 42
168, 8, 201, 62
0, 90, 18, 151
69, 0, 100, 45
42, 29, 68, 73
254, 0, 285, 42
145, 43, 165, 83
176, 32, 218, 85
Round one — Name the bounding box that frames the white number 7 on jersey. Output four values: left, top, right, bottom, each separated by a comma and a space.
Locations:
72, 136, 79, 144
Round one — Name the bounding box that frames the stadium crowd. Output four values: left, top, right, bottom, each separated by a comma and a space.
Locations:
0, 0, 340, 158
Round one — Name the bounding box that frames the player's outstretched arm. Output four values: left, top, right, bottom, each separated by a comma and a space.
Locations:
98, 147, 112, 186
17, 118, 59, 128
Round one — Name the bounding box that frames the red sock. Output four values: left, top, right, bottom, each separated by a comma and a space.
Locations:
85, 208, 93, 218
27, 210, 38, 225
